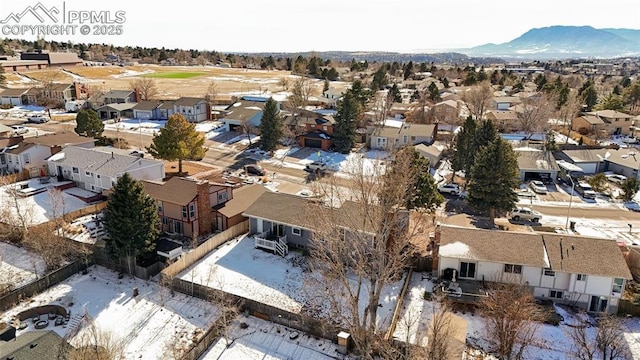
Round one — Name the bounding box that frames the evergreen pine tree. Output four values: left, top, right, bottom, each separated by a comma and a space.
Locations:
258, 98, 283, 151
389, 84, 402, 103
403, 61, 414, 80
333, 92, 358, 153
391, 147, 443, 210
467, 138, 520, 227
147, 114, 206, 174
0, 66, 5, 86
103, 173, 160, 273
451, 116, 476, 180
74, 109, 104, 138
428, 82, 441, 102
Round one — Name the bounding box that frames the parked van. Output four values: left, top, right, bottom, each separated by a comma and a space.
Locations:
574, 181, 597, 199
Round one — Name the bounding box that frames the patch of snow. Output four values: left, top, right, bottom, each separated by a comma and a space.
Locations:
0, 242, 46, 289
438, 241, 470, 258
2, 266, 219, 360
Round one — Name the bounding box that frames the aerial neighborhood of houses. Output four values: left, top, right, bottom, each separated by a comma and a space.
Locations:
1, 44, 640, 360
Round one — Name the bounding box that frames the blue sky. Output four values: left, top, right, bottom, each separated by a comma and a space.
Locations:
1, 0, 639, 53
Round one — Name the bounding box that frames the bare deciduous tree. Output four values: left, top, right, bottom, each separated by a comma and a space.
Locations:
287, 77, 312, 111
462, 82, 493, 121
205, 81, 218, 119
129, 77, 159, 101
305, 150, 438, 357
23, 223, 90, 272
556, 91, 583, 145
480, 282, 543, 360
426, 300, 455, 360
515, 94, 554, 137
567, 313, 632, 360
0, 174, 35, 241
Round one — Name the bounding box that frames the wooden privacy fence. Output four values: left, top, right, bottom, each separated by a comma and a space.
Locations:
0, 261, 88, 312
164, 277, 344, 360
162, 221, 249, 278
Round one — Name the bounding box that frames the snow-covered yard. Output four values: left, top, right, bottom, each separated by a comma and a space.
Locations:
263, 146, 389, 176
200, 314, 354, 360
0, 179, 95, 226
2, 265, 219, 360
0, 241, 46, 290
104, 118, 166, 135
178, 235, 403, 330
394, 272, 640, 359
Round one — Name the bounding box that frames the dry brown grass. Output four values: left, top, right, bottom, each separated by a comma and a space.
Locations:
21, 65, 325, 100
21, 69, 72, 83
163, 160, 217, 179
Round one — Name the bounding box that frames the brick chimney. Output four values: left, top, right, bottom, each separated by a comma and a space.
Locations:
195, 180, 213, 237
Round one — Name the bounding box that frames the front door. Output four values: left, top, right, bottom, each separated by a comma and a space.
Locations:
460, 262, 476, 279
274, 224, 285, 237
256, 219, 263, 233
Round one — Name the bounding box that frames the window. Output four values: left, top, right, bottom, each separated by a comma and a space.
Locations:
182, 206, 187, 219
72, 167, 79, 174
612, 278, 624, 293
504, 264, 522, 274
544, 268, 556, 277
189, 203, 195, 218
577, 274, 587, 281
96, 174, 101, 179
549, 290, 563, 299
218, 192, 228, 202
85, 171, 92, 176
162, 217, 168, 225
158, 203, 163, 213
91, 185, 95, 191
0, 154, 5, 165
322, 125, 327, 131
292, 227, 301, 236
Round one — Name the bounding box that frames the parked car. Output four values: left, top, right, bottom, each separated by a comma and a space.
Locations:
529, 180, 548, 194
515, 188, 536, 198
437, 183, 461, 196
305, 161, 328, 173
27, 115, 49, 123
10, 125, 28, 135
244, 164, 265, 176
510, 207, 542, 223
574, 181, 597, 200
129, 150, 144, 158
606, 174, 627, 185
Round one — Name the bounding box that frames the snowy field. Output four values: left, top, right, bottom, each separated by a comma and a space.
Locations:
200, 314, 354, 360
104, 118, 166, 135
0, 241, 46, 290
0, 179, 94, 226
393, 272, 640, 359
178, 235, 402, 330
2, 265, 219, 360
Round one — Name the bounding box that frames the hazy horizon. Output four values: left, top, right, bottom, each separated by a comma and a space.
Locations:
0, 0, 638, 53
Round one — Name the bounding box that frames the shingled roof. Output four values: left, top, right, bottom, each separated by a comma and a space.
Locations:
438, 225, 631, 279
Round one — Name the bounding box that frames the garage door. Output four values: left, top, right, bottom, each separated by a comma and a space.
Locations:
305, 139, 322, 148
10, 97, 21, 106
136, 111, 151, 119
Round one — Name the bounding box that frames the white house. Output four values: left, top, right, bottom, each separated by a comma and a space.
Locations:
173, 97, 209, 123
220, 98, 267, 132
46, 146, 165, 193
0, 132, 95, 177
436, 225, 632, 314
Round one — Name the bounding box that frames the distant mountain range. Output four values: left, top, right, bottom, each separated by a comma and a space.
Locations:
463, 26, 640, 59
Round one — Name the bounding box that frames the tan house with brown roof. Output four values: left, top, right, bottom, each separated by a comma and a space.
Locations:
486, 110, 520, 132
573, 110, 635, 136
432, 100, 460, 124
142, 177, 234, 238
367, 122, 436, 150
436, 225, 632, 314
